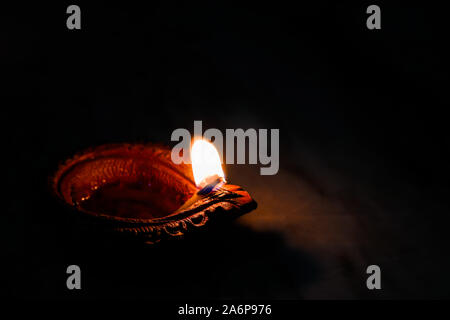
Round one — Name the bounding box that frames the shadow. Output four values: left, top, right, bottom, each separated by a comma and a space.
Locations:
20, 200, 319, 299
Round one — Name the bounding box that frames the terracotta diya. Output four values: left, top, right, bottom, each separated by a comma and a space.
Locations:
51, 140, 257, 244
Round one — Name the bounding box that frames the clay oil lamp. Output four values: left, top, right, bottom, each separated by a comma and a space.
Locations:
51, 139, 257, 244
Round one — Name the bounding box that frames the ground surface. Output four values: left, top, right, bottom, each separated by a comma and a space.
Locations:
4, 2, 449, 299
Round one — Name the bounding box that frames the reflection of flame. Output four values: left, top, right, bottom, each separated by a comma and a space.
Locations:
191, 139, 225, 188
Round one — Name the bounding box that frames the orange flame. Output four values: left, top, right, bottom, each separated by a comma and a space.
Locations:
191, 139, 225, 188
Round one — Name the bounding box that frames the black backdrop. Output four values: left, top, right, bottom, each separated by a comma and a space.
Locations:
3, 1, 449, 299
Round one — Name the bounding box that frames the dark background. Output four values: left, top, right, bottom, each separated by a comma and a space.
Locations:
3, 1, 449, 299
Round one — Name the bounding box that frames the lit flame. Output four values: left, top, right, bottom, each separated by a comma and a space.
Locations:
191, 139, 225, 188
